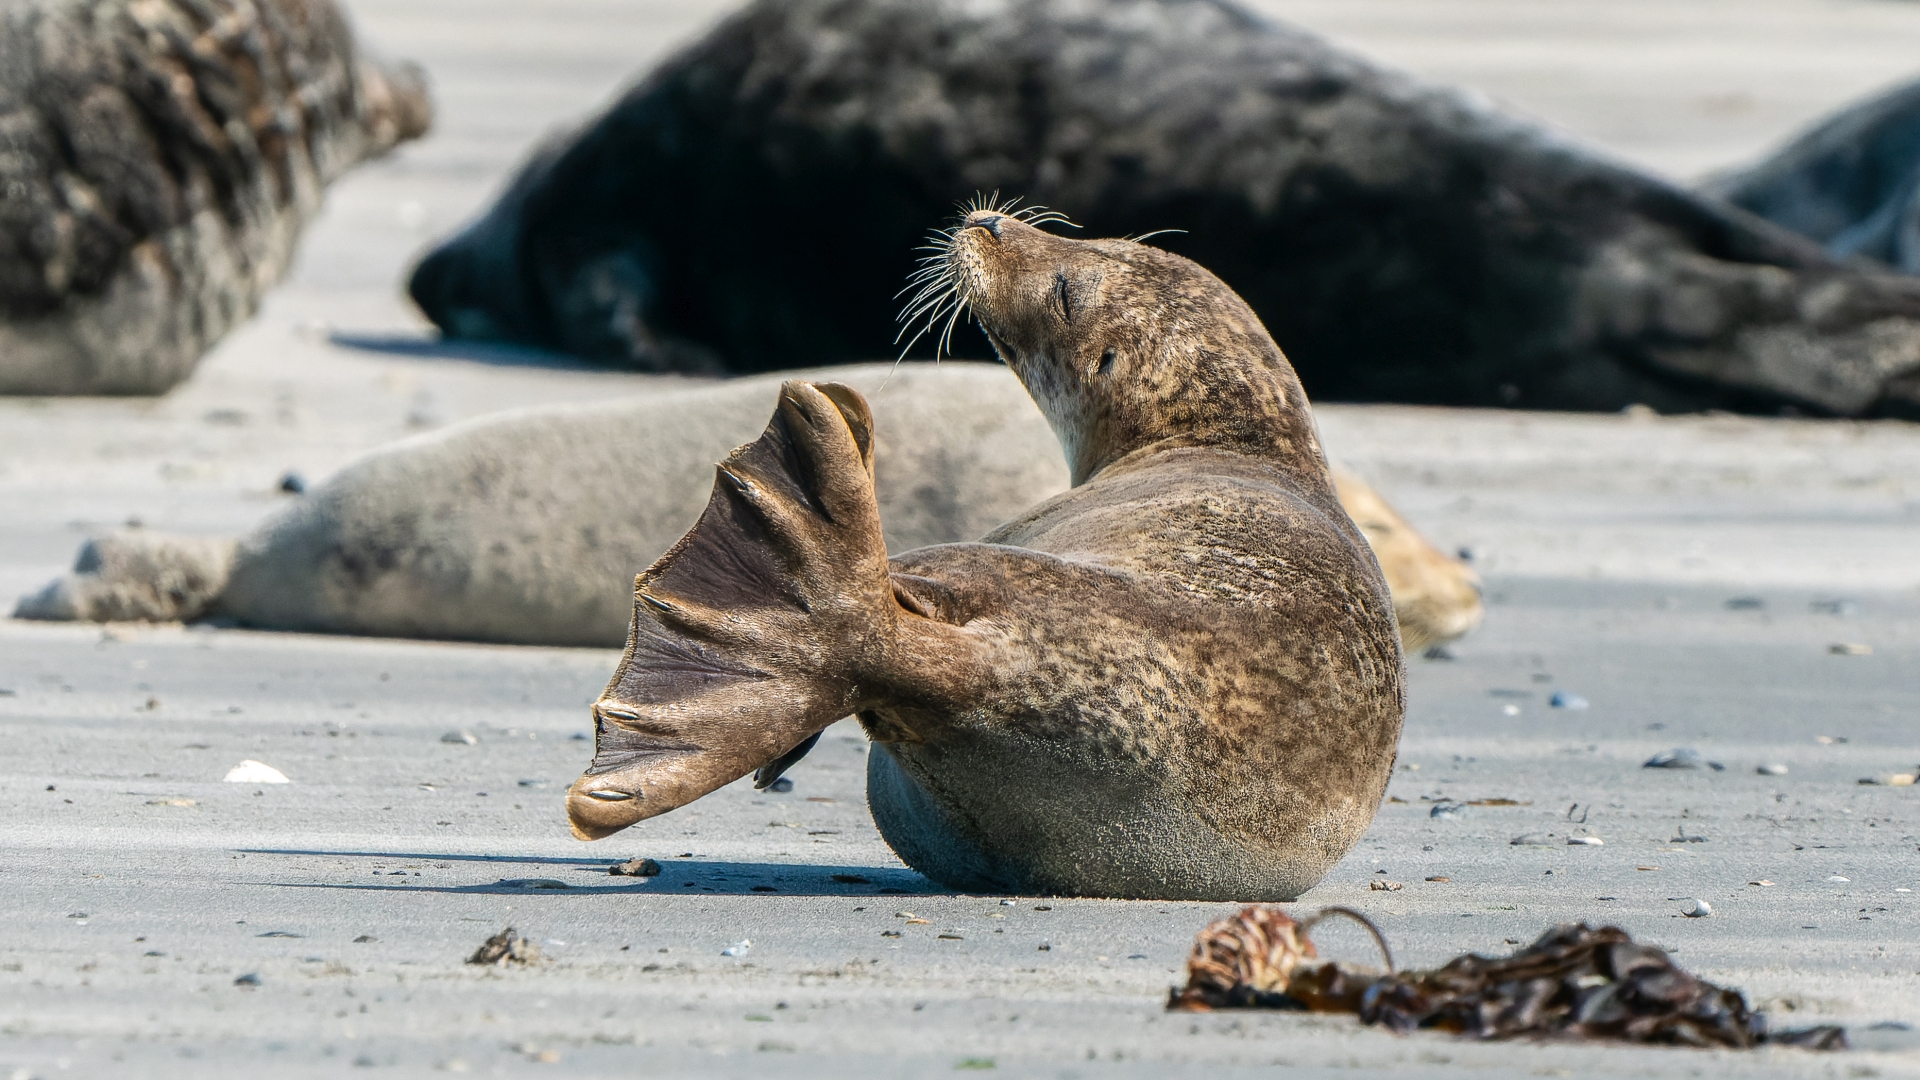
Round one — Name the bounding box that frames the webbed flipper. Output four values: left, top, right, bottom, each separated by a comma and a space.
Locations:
567, 381, 895, 840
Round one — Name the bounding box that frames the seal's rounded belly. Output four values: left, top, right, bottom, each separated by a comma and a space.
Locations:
567, 204, 1404, 900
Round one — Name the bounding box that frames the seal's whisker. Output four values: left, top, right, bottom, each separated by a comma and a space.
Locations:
1124, 228, 1188, 245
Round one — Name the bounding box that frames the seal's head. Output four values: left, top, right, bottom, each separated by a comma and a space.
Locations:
903, 202, 1328, 487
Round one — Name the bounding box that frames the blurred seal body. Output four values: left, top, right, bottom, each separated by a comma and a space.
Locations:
0, 0, 430, 395
568, 212, 1406, 900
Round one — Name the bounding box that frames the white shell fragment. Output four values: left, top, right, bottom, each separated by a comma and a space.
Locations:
1566, 836, 1604, 846
223, 760, 290, 784
720, 939, 751, 957
1757, 763, 1789, 776
1682, 899, 1711, 918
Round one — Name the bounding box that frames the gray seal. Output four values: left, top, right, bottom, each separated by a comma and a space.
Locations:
409, 0, 1920, 417
0, 0, 430, 395
566, 211, 1405, 900
17, 363, 1479, 652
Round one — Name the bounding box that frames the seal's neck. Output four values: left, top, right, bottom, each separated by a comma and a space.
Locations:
1004, 340, 1333, 492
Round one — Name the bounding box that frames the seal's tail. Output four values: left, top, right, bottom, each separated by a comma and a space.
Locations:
13, 531, 236, 624
566, 381, 895, 840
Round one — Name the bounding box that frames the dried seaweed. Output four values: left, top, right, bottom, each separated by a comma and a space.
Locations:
1171, 907, 1846, 1051
467, 926, 542, 967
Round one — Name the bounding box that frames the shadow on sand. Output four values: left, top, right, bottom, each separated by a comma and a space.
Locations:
237, 847, 945, 897
327, 331, 617, 372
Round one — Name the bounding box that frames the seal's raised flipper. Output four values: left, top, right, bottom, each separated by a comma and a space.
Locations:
567, 381, 895, 840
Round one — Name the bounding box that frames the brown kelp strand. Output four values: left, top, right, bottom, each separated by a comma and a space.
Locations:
1171, 907, 1847, 1051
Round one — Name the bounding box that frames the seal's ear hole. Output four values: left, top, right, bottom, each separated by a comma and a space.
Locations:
1096, 347, 1117, 375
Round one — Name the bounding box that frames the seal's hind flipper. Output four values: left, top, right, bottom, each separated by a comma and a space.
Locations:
753, 731, 822, 790
567, 381, 894, 840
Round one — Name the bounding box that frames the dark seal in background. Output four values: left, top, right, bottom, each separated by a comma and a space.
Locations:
408, 0, 1920, 417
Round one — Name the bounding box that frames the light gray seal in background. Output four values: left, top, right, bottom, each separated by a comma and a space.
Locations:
16, 362, 1479, 649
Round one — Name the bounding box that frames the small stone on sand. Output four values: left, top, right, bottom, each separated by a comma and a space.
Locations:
1859, 773, 1916, 786
1682, 899, 1711, 918
441, 730, 477, 745
610, 858, 662, 877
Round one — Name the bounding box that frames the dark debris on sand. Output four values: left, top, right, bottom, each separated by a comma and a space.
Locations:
1170, 906, 1846, 1051
467, 927, 542, 967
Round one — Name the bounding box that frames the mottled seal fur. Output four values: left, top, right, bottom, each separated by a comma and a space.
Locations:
0, 0, 430, 395
567, 211, 1406, 900
409, 0, 1920, 417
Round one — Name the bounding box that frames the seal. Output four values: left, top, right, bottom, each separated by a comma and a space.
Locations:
410, 0, 1920, 417
566, 209, 1406, 901
0, 0, 430, 396
16, 362, 1478, 653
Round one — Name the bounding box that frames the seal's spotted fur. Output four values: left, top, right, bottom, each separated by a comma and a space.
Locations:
568, 212, 1404, 900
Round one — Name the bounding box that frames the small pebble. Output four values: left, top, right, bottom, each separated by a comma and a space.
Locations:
1429, 802, 1467, 820
1682, 899, 1711, 918
609, 858, 662, 877
1369, 879, 1404, 891
1828, 642, 1873, 655
721, 939, 751, 957
233, 973, 262, 986
1827, 876, 1851, 883
1757, 763, 1788, 776
441, 730, 478, 745
1500, 704, 1520, 716
1859, 773, 1916, 787
1510, 832, 1556, 846
1548, 691, 1589, 710
1566, 836, 1604, 846
1724, 596, 1764, 610
222, 760, 289, 784
276, 471, 306, 495
1424, 875, 1450, 883
1643, 747, 1722, 771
